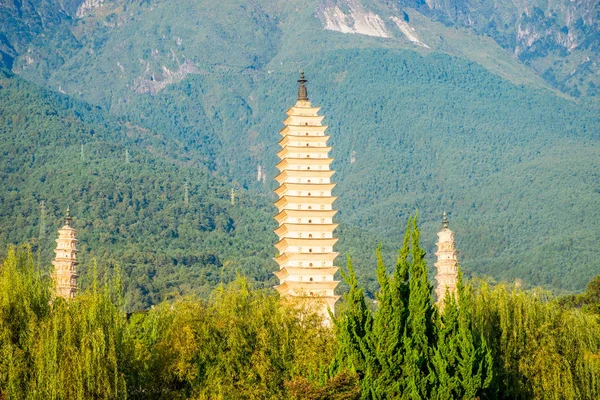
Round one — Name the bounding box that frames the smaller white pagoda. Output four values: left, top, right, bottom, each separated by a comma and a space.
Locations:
52, 208, 79, 299
434, 212, 459, 305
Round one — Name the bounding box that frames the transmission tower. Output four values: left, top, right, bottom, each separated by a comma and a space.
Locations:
39, 200, 46, 241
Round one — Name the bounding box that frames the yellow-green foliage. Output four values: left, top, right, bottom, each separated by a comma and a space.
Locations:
129, 280, 335, 399
0, 246, 52, 398
473, 282, 600, 399
1, 245, 600, 399
0, 247, 127, 399
0, 246, 336, 399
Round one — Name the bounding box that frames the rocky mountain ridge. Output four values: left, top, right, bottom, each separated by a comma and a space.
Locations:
316, 0, 599, 97
2, 0, 598, 97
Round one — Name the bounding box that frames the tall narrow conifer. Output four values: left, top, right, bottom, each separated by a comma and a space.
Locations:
432, 269, 493, 399
402, 215, 436, 398
368, 221, 411, 397
331, 258, 373, 380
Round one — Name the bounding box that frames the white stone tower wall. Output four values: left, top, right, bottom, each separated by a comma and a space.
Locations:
434, 214, 458, 305
52, 211, 79, 299
273, 74, 340, 322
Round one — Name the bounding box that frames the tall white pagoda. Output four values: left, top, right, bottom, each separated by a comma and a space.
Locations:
52, 208, 79, 299
434, 212, 459, 305
273, 72, 340, 322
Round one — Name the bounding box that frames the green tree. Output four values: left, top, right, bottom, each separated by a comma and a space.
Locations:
432, 269, 493, 399
400, 216, 437, 399
367, 224, 411, 398
330, 257, 374, 383
0, 245, 52, 398
473, 282, 600, 399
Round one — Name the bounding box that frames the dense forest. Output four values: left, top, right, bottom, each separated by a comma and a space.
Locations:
3, 50, 600, 303
0, 69, 397, 309
2, 218, 599, 399
0, 69, 276, 310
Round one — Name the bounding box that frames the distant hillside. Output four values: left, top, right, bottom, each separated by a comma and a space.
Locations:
393, 0, 600, 97
0, 70, 397, 307
1, 0, 600, 292
4, 0, 599, 97
0, 70, 279, 310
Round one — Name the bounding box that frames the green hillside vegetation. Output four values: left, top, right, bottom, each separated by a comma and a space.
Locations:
0, 70, 279, 310
113, 47, 600, 291
393, 0, 600, 97
304, 49, 600, 291
2, 219, 599, 399
0, 70, 395, 307
1, 0, 600, 293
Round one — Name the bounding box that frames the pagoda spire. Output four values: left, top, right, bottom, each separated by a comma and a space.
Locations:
297, 71, 308, 101
273, 72, 340, 324
65, 206, 71, 225
434, 212, 458, 307
52, 208, 79, 299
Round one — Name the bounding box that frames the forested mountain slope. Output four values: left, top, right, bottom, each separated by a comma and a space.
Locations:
0, 70, 397, 307
0, 71, 279, 310
392, 0, 600, 97
1, 0, 599, 292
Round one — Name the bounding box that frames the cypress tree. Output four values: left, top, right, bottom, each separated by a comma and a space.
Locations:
368, 220, 411, 398
432, 269, 493, 399
431, 290, 459, 400
402, 215, 436, 399
330, 257, 374, 384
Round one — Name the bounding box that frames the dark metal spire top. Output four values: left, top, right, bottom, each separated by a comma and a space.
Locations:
297, 71, 308, 101
442, 212, 449, 229
65, 207, 72, 226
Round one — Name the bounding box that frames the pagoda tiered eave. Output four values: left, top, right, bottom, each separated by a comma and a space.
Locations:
275, 237, 338, 253
276, 158, 334, 171
275, 170, 336, 184
283, 115, 326, 126
276, 146, 332, 159
274, 280, 340, 293
279, 125, 328, 136
274, 251, 340, 266
274, 267, 340, 280
53, 248, 79, 254
278, 135, 330, 147
52, 257, 79, 263
286, 105, 321, 115
274, 183, 336, 197
274, 209, 338, 224
274, 223, 338, 237
274, 195, 337, 210
435, 250, 458, 258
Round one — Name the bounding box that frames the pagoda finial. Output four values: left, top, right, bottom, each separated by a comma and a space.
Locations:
442, 211, 449, 229
65, 207, 72, 226
297, 71, 308, 101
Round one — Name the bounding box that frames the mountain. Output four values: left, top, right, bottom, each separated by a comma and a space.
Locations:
5, 0, 599, 98
392, 0, 600, 97
0, 70, 393, 306
0, 70, 279, 310
1, 0, 599, 294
